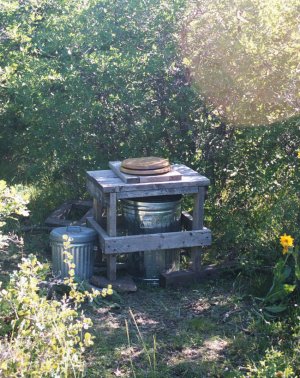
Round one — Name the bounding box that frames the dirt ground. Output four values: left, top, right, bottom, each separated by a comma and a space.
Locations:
85, 278, 257, 378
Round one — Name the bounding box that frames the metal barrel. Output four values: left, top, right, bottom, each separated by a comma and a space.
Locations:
50, 226, 97, 280
122, 195, 182, 280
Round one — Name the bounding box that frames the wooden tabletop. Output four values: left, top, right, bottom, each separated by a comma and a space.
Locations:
87, 164, 210, 195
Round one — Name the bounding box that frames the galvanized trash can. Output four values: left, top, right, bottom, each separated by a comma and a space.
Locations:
122, 195, 182, 281
50, 226, 97, 280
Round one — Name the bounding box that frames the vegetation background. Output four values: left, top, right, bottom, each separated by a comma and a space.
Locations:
0, 0, 299, 376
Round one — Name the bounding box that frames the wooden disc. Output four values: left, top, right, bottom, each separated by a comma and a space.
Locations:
121, 156, 170, 171
120, 165, 171, 176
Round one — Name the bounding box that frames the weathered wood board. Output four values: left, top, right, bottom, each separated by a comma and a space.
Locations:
87, 164, 209, 196
109, 161, 182, 183
159, 265, 220, 288
87, 217, 211, 254
45, 200, 92, 227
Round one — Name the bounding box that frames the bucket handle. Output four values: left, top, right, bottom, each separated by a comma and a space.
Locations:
66, 225, 82, 232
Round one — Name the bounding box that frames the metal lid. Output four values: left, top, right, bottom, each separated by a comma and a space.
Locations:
50, 226, 97, 243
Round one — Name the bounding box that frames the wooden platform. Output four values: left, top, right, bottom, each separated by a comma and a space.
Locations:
86, 164, 211, 283
109, 161, 182, 183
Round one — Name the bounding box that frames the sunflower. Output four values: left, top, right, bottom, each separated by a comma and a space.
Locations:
280, 233, 294, 250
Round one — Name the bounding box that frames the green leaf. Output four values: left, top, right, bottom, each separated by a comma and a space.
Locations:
264, 304, 287, 314
283, 284, 296, 294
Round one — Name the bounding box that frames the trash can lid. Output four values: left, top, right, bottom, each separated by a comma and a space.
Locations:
50, 226, 97, 243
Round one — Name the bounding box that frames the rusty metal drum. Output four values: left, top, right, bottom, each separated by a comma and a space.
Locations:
50, 226, 97, 280
122, 195, 182, 281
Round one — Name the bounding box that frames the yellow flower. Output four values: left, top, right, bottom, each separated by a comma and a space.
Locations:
280, 233, 294, 248
297, 150, 300, 158
280, 233, 294, 254
84, 332, 94, 346
68, 269, 75, 277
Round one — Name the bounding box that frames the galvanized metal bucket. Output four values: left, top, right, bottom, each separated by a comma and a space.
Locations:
122, 195, 182, 281
50, 226, 97, 280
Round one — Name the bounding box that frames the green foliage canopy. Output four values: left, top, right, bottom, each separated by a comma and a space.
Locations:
181, 0, 299, 126
0, 0, 300, 266
0, 0, 204, 187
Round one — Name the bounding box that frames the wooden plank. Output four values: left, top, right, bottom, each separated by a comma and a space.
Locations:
45, 200, 93, 227
88, 174, 202, 199
86, 164, 210, 194
107, 193, 117, 281
86, 217, 107, 250
93, 198, 103, 223
116, 186, 200, 199
87, 169, 116, 178
160, 265, 220, 288
109, 161, 140, 184
87, 216, 117, 279
107, 255, 117, 281
86, 179, 107, 205
92, 199, 103, 265
191, 187, 206, 272
109, 161, 182, 184
87, 217, 211, 254
100, 174, 210, 192
107, 193, 117, 236
136, 170, 182, 183
191, 247, 201, 272
192, 187, 205, 230
160, 270, 197, 287
103, 229, 211, 254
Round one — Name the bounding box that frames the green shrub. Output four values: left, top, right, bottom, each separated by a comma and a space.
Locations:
0, 179, 29, 248
247, 348, 296, 377
0, 246, 111, 377
0, 256, 84, 376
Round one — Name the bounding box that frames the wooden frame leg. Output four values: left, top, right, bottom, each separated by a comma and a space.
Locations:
93, 199, 103, 265
191, 247, 202, 272
107, 193, 117, 280
107, 255, 117, 281
191, 187, 205, 272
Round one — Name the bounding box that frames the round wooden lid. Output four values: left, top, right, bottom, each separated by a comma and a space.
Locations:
120, 165, 171, 176
121, 156, 170, 170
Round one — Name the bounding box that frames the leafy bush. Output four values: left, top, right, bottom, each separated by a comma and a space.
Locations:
202, 118, 300, 267
0, 0, 203, 203
0, 235, 112, 377
247, 348, 296, 378
0, 179, 29, 247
